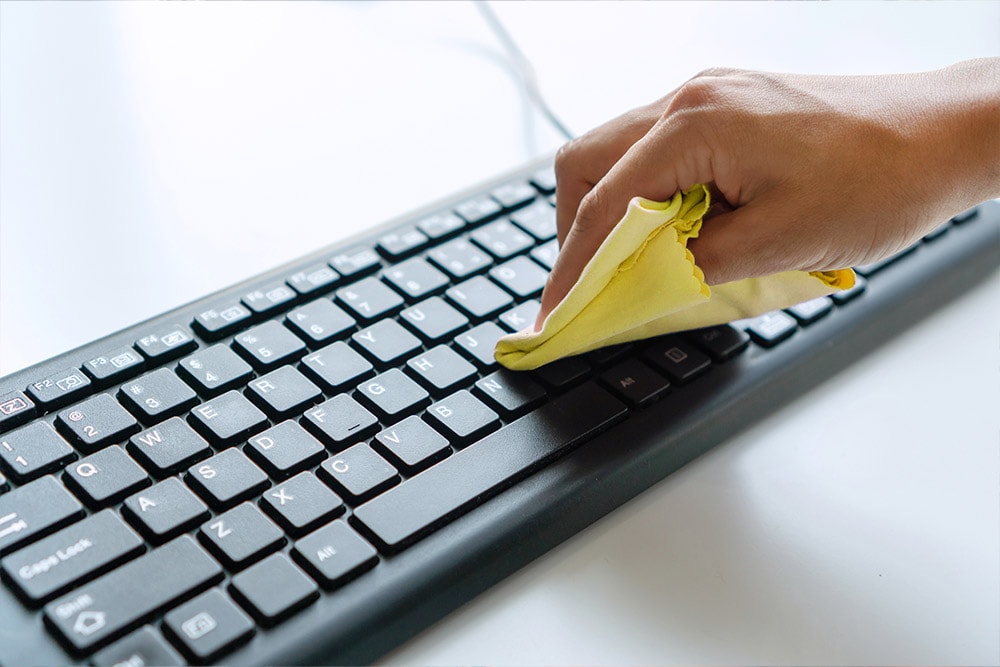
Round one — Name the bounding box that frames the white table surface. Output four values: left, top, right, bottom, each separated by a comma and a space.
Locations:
1, 2, 997, 664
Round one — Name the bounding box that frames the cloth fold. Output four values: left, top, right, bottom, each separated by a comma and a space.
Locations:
494, 185, 854, 370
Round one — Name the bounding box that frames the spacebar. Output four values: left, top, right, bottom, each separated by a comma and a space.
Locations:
352, 382, 627, 551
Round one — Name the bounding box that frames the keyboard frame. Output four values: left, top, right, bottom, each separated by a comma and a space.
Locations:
1, 155, 998, 666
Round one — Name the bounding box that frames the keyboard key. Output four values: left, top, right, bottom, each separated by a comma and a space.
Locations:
230, 553, 318, 626
600, 359, 670, 407
319, 444, 399, 503
489, 256, 549, 299
376, 226, 429, 260
498, 300, 540, 332
470, 219, 534, 260
177, 345, 254, 397
242, 283, 297, 316
119, 368, 198, 425
134, 325, 196, 362
529, 239, 559, 270
246, 366, 322, 418
416, 211, 465, 239
406, 345, 477, 394
473, 369, 546, 417
509, 200, 557, 241
951, 206, 978, 224
374, 416, 451, 473
233, 321, 306, 370
187, 448, 269, 510
684, 324, 751, 361
830, 275, 868, 305
246, 420, 326, 478
424, 390, 500, 446
356, 369, 430, 420
427, 238, 492, 280
0, 390, 36, 432
491, 181, 537, 210
352, 319, 422, 366
923, 221, 950, 241
455, 194, 502, 225
43, 535, 223, 653
260, 471, 344, 536
446, 276, 513, 320
64, 445, 150, 508
336, 277, 404, 322
303, 395, 379, 449
163, 588, 254, 662
91, 626, 185, 667
81, 348, 144, 386
55, 393, 140, 452
189, 390, 268, 446
586, 343, 633, 367
329, 245, 381, 278
192, 302, 253, 340
744, 311, 798, 347
533, 356, 591, 390
855, 243, 919, 276
292, 520, 377, 588
529, 168, 557, 194
26, 368, 92, 410
199, 502, 284, 570
128, 417, 212, 476
453, 322, 507, 368
353, 383, 626, 551
382, 257, 449, 301
643, 338, 712, 383
1, 510, 143, 603
287, 263, 339, 296
286, 299, 356, 345
787, 296, 834, 325
0, 476, 83, 555
300, 341, 374, 391
399, 297, 469, 343
1, 421, 75, 483
123, 478, 210, 543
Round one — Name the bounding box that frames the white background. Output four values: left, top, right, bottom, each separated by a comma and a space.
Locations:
1, 2, 998, 664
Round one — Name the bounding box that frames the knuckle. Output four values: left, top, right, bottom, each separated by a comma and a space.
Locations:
575, 188, 610, 232
553, 139, 580, 177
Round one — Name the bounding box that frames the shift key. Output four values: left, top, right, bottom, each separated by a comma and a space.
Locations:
44, 535, 223, 654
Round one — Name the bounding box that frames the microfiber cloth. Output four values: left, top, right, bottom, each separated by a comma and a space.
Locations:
494, 184, 855, 370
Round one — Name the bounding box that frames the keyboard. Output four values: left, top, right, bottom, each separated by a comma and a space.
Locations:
1, 155, 997, 666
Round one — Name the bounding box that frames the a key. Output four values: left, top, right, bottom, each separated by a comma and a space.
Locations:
26, 368, 92, 410
291, 520, 378, 588
529, 168, 557, 194
246, 420, 326, 478
491, 181, 537, 210
128, 417, 212, 476
830, 274, 868, 304
233, 321, 306, 370
743, 311, 798, 347
453, 322, 507, 368
427, 238, 492, 280
0, 390, 36, 432
351, 319, 421, 366
424, 390, 500, 446
285, 299, 356, 345
643, 337, 712, 384
376, 226, 429, 260
1, 510, 144, 603
189, 390, 268, 446
162, 588, 254, 662
300, 341, 374, 391
199, 502, 284, 570
406, 345, 477, 394
1, 421, 75, 483
119, 368, 198, 425
470, 219, 534, 260
286, 263, 339, 296
302, 395, 379, 450
416, 211, 465, 240
529, 239, 559, 270
373, 416, 451, 473
91, 626, 185, 667
192, 302, 253, 340
382, 257, 449, 301
498, 300, 540, 332
489, 256, 548, 299
509, 200, 556, 241
55, 393, 140, 452
134, 325, 196, 363
186, 448, 270, 510
473, 369, 546, 417
599, 359, 670, 407
177, 344, 254, 397
454, 194, 502, 225
245, 366, 322, 418
355, 369, 430, 421
242, 283, 297, 316
787, 296, 834, 325
399, 296, 469, 343
335, 277, 404, 322
0, 476, 84, 555
82, 348, 144, 386
446, 276, 513, 320
43, 535, 223, 653
329, 245, 381, 278
230, 553, 319, 626
319, 444, 399, 503
123, 477, 210, 543
63, 445, 150, 508
532, 356, 591, 390
684, 324, 751, 361
260, 471, 345, 536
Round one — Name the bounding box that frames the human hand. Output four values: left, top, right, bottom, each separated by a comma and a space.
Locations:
536, 58, 1000, 330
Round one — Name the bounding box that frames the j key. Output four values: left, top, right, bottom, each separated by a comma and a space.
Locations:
643, 338, 712, 384
242, 283, 297, 316
64, 445, 150, 508
356, 369, 430, 421
489, 256, 549, 299
498, 300, 540, 333
319, 444, 399, 503
455, 194, 502, 225
199, 502, 284, 570
54, 393, 140, 453
416, 211, 465, 240
26, 368, 92, 410
123, 478, 210, 543
287, 263, 339, 296
529, 239, 559, 270
491, 181, 537, 210
92, 626, 185, 667
427, 238, 492, 280
187, 448, 269, 510
509, 200, 557, 241
470, 219, 534, 260
177, 344, 254, 396
292, 520, 377, 588
192, 302, 252, 340
529, 168, 557, 194
82, 348, 144, 386
787, 296, 834, 326
373, 416, 451, 473
329, 245, 381, 278
744, 311, 798, 347
246, 366, 321, 418
163, 588, 254, 662
599, 359, 670, 407
0, 476, 83, 555
303, 395, 379, 450
446, 276, 513, 320
0, 390, 36, 432
855, 243, 919, 276
684, 325, 751, 362
382, 257, 449, 301
830, 275, 867, 305
189, 390, 268, 446
424, 390, 500, 446
453, 322, 507, 368
406, 345, 477, 394
473, 369, 546, 417
399, 296, 469, 343
260, 471, 345, 536
1, 422, 75, 483
300, 341, 374, 391
43, 535, 223, 654
1, 510, 143, 603
233, 321, 306, 370
134, 325, 196, 362
119, 368, 198, 425
246, 420, 326, 478
286, 299, 356, 346
128, 417, 212, 476
336, 276, 404, 322
352, 319, 421, 366
230, 553, 318, 626
353, 383, 627, 551
376, 226, 429, 260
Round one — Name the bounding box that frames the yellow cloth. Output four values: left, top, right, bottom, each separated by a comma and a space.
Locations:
494, 185, 854, 370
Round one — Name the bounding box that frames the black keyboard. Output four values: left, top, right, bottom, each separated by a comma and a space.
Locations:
1, 156, 997, 666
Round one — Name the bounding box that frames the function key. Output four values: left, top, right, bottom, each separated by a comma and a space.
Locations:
744, 311, 798, 347
119, 368, 199, 425
0, 421, 75, 483
286, 299, 357, 345
491, 181, 536, 210
529, 168, 557, 194
134, 325, 197, 362
416, 212, 465, 240
335, 277, 405, 322
287, 263, 339, 296
330, 246, 381, 278
26, 368, 92, 409
455, 194, 503, 225
684, 325, 750, 361
82, 348, 145, 385
376, 226, 429, 260
242, 283, 297, 316
192, 302, 253, 340
0, 390, 36, 432
177, 344, 254, 397
55, 393, 140, 453
643, 337, 712, 384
